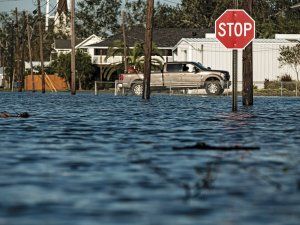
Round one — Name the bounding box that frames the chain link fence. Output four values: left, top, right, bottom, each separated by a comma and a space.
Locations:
95, 80, 300, 97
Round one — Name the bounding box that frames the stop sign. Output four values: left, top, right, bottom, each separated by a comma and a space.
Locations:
215, 9, 255, 49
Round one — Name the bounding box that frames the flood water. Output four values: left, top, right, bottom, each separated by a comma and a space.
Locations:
0, 92, 299, 225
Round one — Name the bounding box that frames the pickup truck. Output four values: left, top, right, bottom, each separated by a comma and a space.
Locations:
118, 61, 230, 95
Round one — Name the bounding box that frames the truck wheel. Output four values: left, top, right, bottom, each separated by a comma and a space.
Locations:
131, 83, 143, 95
205, 81, 222, 95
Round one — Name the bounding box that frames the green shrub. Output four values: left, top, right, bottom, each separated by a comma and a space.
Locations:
264, 80, 281, 89
264, 79, 298, 91
282, 81, 296, 91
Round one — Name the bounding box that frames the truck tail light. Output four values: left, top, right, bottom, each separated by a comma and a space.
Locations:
119, 74, 124, 80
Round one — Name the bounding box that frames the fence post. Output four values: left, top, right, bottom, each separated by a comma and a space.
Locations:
94, 81, 97, 95
296, 81, 298, 97
227, 81, 229, 96
114, 80, 118, 96
281, 81, 283, 97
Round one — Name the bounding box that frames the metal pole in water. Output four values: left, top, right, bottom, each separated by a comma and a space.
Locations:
232, 50, 238, 112
95, 81, 97, 96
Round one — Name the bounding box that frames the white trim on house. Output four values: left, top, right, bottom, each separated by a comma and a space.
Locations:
291, 3, 300, 8
75, 34, 103, 49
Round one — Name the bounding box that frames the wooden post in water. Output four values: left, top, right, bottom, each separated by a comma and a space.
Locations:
19, 11, 26, 92
70, 0, 76, 95
15, 8, 20, 92
26, 13, 35, 92
242, 0, 254, 106
143, 0, 154, 100
37, 0, 45, 93
122, 10, 128, 74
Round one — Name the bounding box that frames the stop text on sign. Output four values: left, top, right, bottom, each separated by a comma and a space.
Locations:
218, 22, 253, 37
215, 9, 255, 49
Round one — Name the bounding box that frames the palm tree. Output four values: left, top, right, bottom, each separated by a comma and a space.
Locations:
103, 40, 164, 80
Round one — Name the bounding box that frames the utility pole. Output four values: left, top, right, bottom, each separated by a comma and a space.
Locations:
27, 13, 35, 92
143, 0, 154, 100
242, 0, 254, 106
70, 0, 76, 95
18, 11, 26, 92
45, 0, 50, 31
122, 10, 128, 74
10, 20, 15, 90
37, 0, 45, 93
15, 8, 20, 93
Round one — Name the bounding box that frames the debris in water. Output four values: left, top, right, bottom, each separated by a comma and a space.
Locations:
173, 142, 260, 151
0, 111, 30, 118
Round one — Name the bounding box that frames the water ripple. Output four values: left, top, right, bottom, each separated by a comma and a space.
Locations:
0, 92, 299, 225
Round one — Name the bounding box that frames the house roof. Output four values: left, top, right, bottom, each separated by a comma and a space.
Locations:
173, 37, 296, 51
88, 25, 213, 48
178, 38, 295, 44
54, 39, 84, 49
75, 34, 102, 48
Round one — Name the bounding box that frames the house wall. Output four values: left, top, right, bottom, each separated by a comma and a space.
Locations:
87, 47, 172, 66
174, 38, 297, 89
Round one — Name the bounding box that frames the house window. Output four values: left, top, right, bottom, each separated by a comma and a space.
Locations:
94, 49, 101, 55
94, 48, 107, 55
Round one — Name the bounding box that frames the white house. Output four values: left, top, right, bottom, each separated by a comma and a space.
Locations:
173, 34, 300, 89
52, 34, 102, 60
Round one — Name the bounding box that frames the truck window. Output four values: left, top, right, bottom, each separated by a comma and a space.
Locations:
166, 64, 182, 72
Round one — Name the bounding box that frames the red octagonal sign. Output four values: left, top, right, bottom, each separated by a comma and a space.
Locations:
215, 9, 255, 49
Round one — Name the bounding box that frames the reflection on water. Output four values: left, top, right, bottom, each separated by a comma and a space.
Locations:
0, 92, 299, 225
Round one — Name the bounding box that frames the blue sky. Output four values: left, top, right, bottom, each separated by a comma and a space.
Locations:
0, 0, 57, 13
0, 0, 181, 13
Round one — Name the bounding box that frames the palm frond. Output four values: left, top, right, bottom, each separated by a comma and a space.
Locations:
103, 62, 124, 80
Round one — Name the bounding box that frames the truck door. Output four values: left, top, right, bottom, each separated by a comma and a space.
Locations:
150, 72, 163, 87
181, 63, 202, 88
164, 63, 183, 87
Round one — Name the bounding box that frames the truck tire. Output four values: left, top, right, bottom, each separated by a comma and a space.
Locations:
205, 81, 223, 95
131, 83, 143, 95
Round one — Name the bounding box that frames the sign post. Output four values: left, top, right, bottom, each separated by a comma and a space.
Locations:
215, 9, 255, 111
